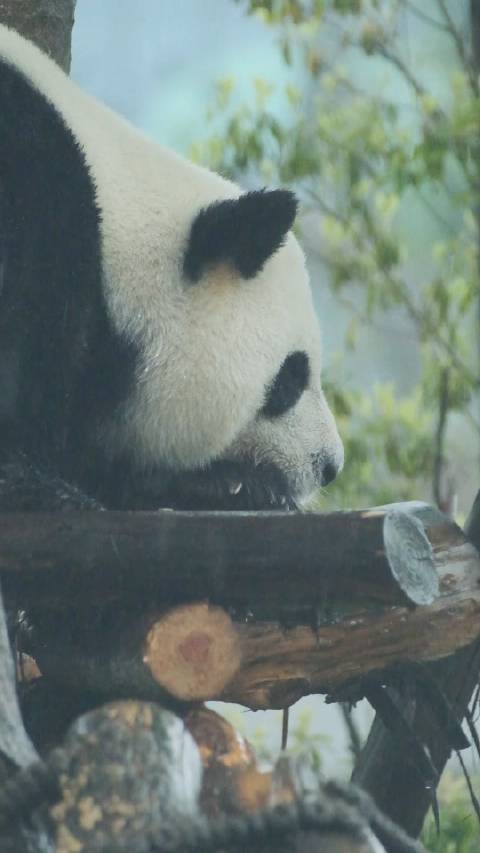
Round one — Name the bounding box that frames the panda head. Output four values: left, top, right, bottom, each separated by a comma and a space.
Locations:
113, 187, 343, 510
0, 23, 341, 511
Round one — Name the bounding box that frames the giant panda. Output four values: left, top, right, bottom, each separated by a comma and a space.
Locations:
0, 24, 343, 513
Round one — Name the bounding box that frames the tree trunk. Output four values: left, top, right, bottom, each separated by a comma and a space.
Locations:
8, 502, 479, 710
0, 502, 456, 612
0, 0, 76, 71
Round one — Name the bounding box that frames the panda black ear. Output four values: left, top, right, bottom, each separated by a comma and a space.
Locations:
183, 189, 298, 282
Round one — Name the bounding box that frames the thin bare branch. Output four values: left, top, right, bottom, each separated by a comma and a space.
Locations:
374, 43, 427, 100
310, 233, 479, 392
401, 1, 448, 32
432, 368, 450, 507
437, 0, 479, 94
340, 704, 363, 764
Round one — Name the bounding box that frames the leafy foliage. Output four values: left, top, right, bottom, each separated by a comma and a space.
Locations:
192, 0, 480, 511
421, 771, 479, 852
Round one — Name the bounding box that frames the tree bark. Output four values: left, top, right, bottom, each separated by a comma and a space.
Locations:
0, 503, 456, 612
0, 0, 76, 71
16, 502, 480, 710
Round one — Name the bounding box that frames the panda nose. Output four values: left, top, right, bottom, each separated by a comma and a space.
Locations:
312, 453, 340, 486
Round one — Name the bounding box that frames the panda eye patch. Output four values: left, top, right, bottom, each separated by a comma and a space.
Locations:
262, 351, 310, 418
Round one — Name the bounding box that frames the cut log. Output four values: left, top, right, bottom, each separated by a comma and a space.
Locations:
144, 603, 241, 701
21, 502, 480, 710
0, 503, 443, 614
30, 602, 242, 704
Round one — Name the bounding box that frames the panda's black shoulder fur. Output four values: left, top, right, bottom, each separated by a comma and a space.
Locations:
0, 47, 309, 513
0, 57, 137, 507
0, 58, 290, 513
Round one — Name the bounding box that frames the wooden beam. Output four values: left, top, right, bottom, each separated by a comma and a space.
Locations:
10, 502, 480, 710
0, 503, 448, 612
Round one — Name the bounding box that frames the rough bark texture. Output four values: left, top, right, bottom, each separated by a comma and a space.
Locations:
0, 503, 457, 613
352, 491, 480, 837
0, 0, 76, 71
17, 502, 480, 710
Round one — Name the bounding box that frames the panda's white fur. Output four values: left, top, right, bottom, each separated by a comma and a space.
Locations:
0, 25, 343, 509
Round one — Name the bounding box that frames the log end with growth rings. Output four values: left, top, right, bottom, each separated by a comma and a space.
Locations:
383, 510, 439, 606
143, 603, 241, 701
